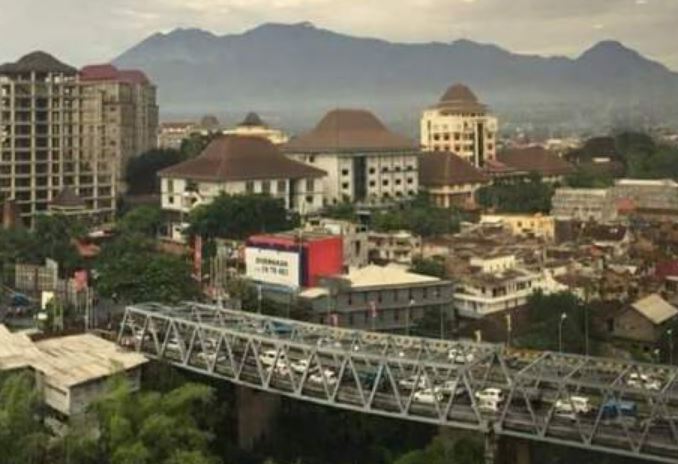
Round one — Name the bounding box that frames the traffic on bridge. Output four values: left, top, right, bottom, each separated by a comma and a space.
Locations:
119, 302, 678, 463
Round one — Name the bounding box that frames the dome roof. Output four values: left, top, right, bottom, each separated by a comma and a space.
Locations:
239, 112, 266, 127
435, 83, 487, 113
0, 51, 76, 75
284, 109, 417, 153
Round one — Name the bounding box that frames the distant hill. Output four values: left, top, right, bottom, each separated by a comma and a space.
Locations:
114, 22, 678, 134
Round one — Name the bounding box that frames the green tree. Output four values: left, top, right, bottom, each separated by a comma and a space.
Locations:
95, 234, 199, 303
321, 202, 357, 221
372, 194, 460, 238
126, 149, 187, 195
0, 372, 49, 464
118, 206, 165, 237
410, 257, 447, 279
180, 133, 220, 159
394, 435, 483, 464
186, 193, 293, 240
565, 167, 614, 188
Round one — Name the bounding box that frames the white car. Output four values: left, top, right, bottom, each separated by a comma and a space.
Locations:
413, 388, 444, 405
197, 351, 227, 364
399, 375, 432, 390
477, 397, 501, 413
435, 380, 466, 397
448, 348, 475, 364
309, 369, 338, 387
554, 396, 592, 419
258, 349, 287, 367
290, 358, 319, 375
475, 388, 504, 403
627, 373, 661, 391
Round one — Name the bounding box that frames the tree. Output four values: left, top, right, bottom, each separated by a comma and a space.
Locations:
126, 149, 187, 195
186, 193, 293, 240
565, 167, 614, 188
371, 194, 460, 238
0, 372, 49, 464
180, 133, 220, 159
410, 257, 447, 279
321, 202, 357, 221
118, 206, 165, 237
476, 174, 554, 214
95, 234, 200, 303
394, 435, 483, 464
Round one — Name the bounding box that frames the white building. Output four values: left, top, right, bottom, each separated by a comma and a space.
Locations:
551, 188, 618, 222
158, 135, 326, 242
420, 84, 498, 168
222, 112, 289, 145
284, 109, 420, 206
454, 254, 567, 318
368, 230, 422, 266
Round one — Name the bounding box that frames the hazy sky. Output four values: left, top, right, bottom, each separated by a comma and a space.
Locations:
1, 0, 677, 69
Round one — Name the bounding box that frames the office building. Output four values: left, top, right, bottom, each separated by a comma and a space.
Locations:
420, 84, 498, 168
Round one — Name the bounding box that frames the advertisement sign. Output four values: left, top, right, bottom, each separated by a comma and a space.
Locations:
245, 247, 300, 287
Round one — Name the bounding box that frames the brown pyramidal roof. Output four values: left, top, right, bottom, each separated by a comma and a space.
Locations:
435, 83, 487, 113
419, 152, 489, 187
159, 135, 326, 182
239, 112, 266, 127
51, 187, 86, 208
497, 146, 575, 177
284, 109, 417, 153
0, 51, 76, 75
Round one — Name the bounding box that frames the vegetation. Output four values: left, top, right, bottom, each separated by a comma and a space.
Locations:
371, 194, 460, 238
410, 257, 447, 279
126, 149, 188, 195
321, 202, 357, 221
186, 193, 295, 240
394, 435, 483, 464
94, 233, 200, 303
475, 174, 555, 214
565, 167, 614, 188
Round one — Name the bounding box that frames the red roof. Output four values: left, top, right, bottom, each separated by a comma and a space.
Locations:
79, 64, 150, 85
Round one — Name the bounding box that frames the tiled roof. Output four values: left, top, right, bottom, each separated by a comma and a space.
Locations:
159, 135, 326, 181
497, 146, 575, 177
284, 109, 417, 153
239, 112, 266, 127
435, 83, 487, 113
419, 152, 489, 187
0, 51, 76, 75
79, 64, 150, 85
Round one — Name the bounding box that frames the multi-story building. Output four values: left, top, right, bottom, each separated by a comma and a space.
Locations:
418, 151, 489, 208
420, 84, 498, 168
367, 230, 422, 266
158, 135, 326, 242
284, 109, 420, 206
79, 64, 158, 192
303, 217, 369, 269
223, 112, 289, 145
158, 121, 197, 149
0, 52, 157, 226
480, 213, 556, 241
299, 264, 454, 333
551, 188, 618, 222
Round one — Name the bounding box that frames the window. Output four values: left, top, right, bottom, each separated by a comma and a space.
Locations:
342, 182, 349, 190
262, 180, 271, 194
395, 179, 402, 186
369, 181, 376, 187
308, 155, 316, 163
381, 167, 389, 173
305, 195, 314, 204
167, 179, 174, 194
277, 180, 286, 192
407, 178, 414, 184
245, 181, 255, 193
382, 180, 389, 187
306, 179, 315, 191
369, 168, 376, 175
342, 169, 349, 176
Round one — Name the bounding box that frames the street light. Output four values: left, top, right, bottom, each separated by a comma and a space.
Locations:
558, 313, 568, 353
505, 313, 512, 348
407, 299, 415, 336
668, 329, 674, 365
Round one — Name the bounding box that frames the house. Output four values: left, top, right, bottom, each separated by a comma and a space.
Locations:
497, 146, 575, 183
367, 230, 422, 265
480, 213, 555, 241
607, 294, 678, 347
418, 151, 489, 208
158, 135, 326, 242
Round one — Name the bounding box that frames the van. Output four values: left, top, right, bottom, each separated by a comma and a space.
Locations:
601, 400, 637, 423
555, 396, 592, 415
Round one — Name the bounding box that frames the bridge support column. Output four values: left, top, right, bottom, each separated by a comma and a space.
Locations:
484, 431, 497, 464
236, 386, 281, 450
493, 437, 531, 464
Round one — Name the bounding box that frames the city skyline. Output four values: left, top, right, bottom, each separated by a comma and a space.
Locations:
1, 0, 678, 70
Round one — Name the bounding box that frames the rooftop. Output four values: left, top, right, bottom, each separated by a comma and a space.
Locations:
159, 135, 326, 182
79, 64, 150, 85
239, 112, 266, 127
497, 146, 575, 177
284, 109, 417, 153
434, 83, 488, 113
631, 294, 678, 325
0, 51, 76, 75
343, 264, 442, 288
419, 152, 489, 187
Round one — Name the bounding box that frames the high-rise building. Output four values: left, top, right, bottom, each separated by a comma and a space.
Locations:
0, 52, 157, 226
420, 84, 498, 168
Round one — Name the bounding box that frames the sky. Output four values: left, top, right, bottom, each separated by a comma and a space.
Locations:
1, 0, 678, 69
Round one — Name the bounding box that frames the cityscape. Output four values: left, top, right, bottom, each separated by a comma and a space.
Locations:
2, 1, 678, 463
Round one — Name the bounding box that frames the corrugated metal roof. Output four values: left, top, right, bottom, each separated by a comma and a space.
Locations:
631, 294, 678, 325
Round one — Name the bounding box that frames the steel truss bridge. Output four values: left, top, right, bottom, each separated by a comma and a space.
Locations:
119, 302, 678, 463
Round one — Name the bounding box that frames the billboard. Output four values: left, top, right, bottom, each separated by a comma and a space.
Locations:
245, 247, 300, 287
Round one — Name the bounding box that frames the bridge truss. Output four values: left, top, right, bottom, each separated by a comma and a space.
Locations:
119, 302, 678, 463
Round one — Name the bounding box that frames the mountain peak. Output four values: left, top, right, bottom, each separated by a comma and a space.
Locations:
579, 40, 639, 60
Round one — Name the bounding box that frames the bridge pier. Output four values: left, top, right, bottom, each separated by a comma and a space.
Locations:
487, 434, 531, 464
236, 386, 281, 450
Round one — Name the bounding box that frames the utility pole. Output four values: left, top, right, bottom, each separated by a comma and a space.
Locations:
559, 313, 568, 353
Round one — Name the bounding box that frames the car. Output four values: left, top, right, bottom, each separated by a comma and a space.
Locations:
601, 400, 637, 424
258, 349, 287, 367
448, 348, 475, 364
554, 396, 592, 419
435, 380, 466, 397
627, 373, 661, 391
290, 358, 319, 375
477, 397, 501, 413
399, 374, 432, 390
475, 388, 504, 403
413, 388, 444, 405
309, 369, 338, 387
197, 351, 227, 364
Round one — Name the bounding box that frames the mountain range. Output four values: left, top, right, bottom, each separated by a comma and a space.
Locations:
114, 22, 678, 134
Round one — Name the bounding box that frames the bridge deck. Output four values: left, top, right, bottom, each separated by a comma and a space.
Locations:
119, 302, 678, 463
